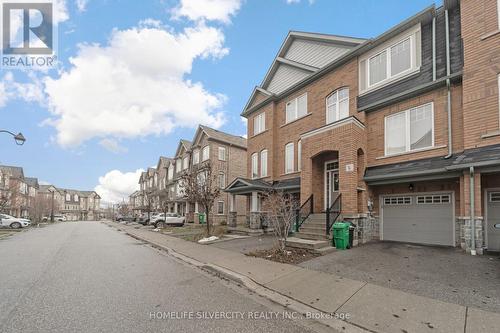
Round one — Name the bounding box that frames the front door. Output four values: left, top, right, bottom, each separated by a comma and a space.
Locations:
487, 191, 500, 251
325, 161, 339, 210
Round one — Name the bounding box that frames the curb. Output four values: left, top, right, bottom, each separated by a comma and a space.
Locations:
104, 221, 370, 333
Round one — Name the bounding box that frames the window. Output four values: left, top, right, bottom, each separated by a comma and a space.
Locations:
66, 193, 70, 201
417, 195, 451, 204
219, 172, 226, 188
285, 142, 294, 174
251, 153, 258, 179
218, 147, 226, 161
202, 146, 210, 161
285, 93, 307, 123
260, 149, 268, 177
192, 149, 200, 165
384, 196, 412, 205
297, 140, 302, 172
168, 166, 174, 180
217, 201, 224, 215
176, 159, 182, 172
490, 192, 500, 202
183, 156, 189, 170
385, 103, 434, 156
360, 26, 420, 92
326, 88, 349, 124
253, 113, 265, 135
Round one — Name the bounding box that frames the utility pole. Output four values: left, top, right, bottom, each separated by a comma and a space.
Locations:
50, 189, 55, 223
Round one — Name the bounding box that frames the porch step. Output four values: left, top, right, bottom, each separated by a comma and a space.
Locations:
294, 231, 328, 241
300, 226, 327, 234
286, 237, 329, 250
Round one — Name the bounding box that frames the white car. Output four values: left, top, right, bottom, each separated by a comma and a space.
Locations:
42, 215, 66, 222
0, 214, 31, 229
152, 213, 185, 228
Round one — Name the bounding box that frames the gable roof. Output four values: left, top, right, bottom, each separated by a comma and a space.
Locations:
38, 185, 60, 194
156, 156, 172, 170
242, 5, 436, 117
175, 139, 192, 157
193, 125, 247, 149
147, 167, 156, 177
0, 165, 24, 179
24, 177, 39, 188
139, 171, 147, 183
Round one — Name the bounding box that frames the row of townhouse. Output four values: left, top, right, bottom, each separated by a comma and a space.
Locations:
129, 125, 247, 224
225, 0, 500, 255
0, 164, 101, 221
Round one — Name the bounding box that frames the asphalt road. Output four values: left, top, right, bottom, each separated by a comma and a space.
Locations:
0, 222, 318, 333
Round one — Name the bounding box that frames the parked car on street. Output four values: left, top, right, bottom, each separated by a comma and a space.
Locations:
0, 214, 31, 229
152, 213, 185, 228
42, 215, 66, 222
115, 215, 135, 223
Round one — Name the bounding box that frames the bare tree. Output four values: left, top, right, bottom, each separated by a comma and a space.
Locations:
142, 189, 155, 222
117, 202, 130, 216
0, 180, 20, 215
180, 161, 220, 236
262, 190, 299, 252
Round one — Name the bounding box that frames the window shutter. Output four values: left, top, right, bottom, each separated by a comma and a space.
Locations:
359, 59, 367, 92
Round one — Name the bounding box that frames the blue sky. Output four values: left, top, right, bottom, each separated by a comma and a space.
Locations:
0, 0, 440, 203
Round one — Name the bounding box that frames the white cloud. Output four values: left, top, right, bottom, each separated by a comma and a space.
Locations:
0, 72, 45, 106
43, 23, 228, 148
0, 82, 7, 108
75, 0, 89, 12
99, 138, 128, 154
285, 0, 315, 4
39, 180, 51, 185
172, 0, 242, 24
95, 169, 143, 204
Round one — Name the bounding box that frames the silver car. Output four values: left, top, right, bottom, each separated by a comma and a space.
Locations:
0, 214, 31, 229
152, 213, 185, 228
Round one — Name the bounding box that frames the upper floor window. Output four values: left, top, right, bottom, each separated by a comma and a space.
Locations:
217, 201, 224, 215
285, 143, 294, 174
251, 153, 258, 179
192, 149, 200, 165
202, 145, 210, 161
385, 102, 434, 156
260, 149, 268, 177
253, 113, 265, 135
326, 88, 349, 124
297, 140, 302, 172
218, 172, 226, 188
218, 146, 226, 161
183, 156, 189, 170
154, 174, 158, 185
176, 159, 182, 173
285, 93, 307, 123
360, 25, 421, 93
74, 194, 78, 201
66, 193, 70, 201
167, 166, 174, 180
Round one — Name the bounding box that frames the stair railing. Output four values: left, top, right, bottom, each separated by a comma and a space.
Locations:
325, 193, 342, 235
294, 194, 313, 232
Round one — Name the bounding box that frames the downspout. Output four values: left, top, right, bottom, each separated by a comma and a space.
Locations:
469, 166, 476, 255
444, 9, 453, 159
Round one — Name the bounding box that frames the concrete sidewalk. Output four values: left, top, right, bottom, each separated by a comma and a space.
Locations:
104, 221, 500, 333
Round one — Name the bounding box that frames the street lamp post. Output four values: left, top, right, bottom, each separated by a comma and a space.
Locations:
0, 130, 26, 145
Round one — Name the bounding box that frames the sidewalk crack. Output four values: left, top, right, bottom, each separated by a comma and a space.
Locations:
334, 281, 368, 314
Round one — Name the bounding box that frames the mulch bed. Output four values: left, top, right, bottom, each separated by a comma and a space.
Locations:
246, 247, 321, 264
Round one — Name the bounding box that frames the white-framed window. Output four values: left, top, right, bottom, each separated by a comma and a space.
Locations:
251, 153, 258, 179
385, 102, 434, 156
192, 149, 200, 165
297, 140, 302, 172
183, 156, 189, 170
285, 93, 307, 123
253, 113, 265, 135
490, 192, 500, 202
66, 193, 70, 201
218, 146, 226, 161
176, 159, 182, 172
384, 196, 412, 205
326, 88, 349, 124
202, 145, 210, 161
417, 195, 451, 204
154, 174, 158, 186
218, 172, 225, 188
285, 142, 294, 174
167, 166, 174, 180
260, 149, 268, 177
217, 201, 224, 215
360, 25, 421, 93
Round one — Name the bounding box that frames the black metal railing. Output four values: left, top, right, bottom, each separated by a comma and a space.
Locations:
325, 193, 342, 235
295, 195, 313, 232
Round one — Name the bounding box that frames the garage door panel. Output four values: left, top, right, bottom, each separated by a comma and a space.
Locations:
487, 192, 500, 251
382, 194, 453, 246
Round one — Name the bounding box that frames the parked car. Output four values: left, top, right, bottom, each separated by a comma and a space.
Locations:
0, 214, 31, 229
42, 215, 66, 222
136, 214, 150, 225
152, 213, 185, 228
115, 215, 134, 223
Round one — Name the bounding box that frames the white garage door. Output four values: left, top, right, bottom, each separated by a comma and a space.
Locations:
381, 193, 454, 246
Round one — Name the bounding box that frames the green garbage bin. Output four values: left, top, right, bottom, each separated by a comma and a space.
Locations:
332, 222, 350, 250
198, 213, 206, 224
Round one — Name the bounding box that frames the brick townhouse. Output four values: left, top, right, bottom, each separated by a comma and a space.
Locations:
0, 165, 38, 218
131, 125, 247, 225
226, 0, 500, 254
58, 189, 101, 221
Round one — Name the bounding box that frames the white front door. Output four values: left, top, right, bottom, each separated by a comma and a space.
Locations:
325, 161, 339, 210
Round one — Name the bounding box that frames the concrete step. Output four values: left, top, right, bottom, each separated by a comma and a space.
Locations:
294, 231, 329, 241
300, 226, 327, 234
286, 237, 329, 250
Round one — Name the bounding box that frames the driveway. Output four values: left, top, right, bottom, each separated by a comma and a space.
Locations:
299, 242, 500, 313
